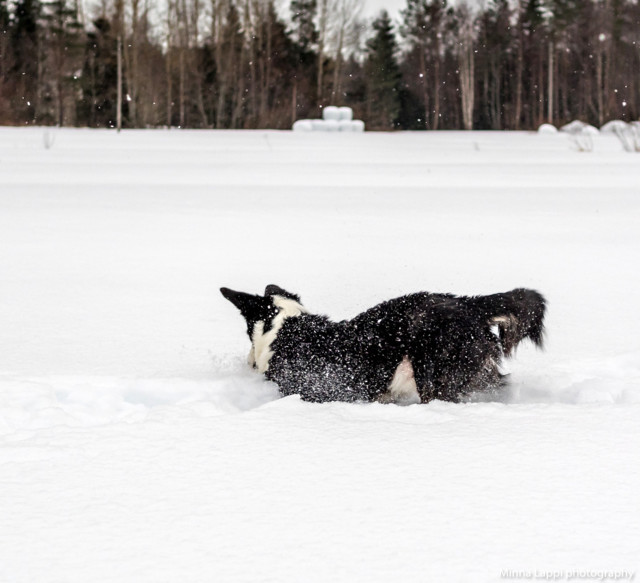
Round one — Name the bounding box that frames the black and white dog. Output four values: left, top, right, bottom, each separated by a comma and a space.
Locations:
221, 285, 546, 404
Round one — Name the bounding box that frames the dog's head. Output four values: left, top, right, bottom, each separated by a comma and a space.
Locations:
220, 284, 307, 370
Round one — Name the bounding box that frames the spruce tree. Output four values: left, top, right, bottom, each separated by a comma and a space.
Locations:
11, 0, 41, 122
364, 10, 402, 130
401, 0, 450, 129
0, 0, 13, 122
290, 0, 317, 57
476, 0, 514, 128
522, 0, 545, 34
40, 0, 84, 124
79, 17, 118, 127
289, 0, 317, 120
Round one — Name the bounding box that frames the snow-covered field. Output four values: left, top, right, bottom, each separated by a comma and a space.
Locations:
1, 127, 639, 582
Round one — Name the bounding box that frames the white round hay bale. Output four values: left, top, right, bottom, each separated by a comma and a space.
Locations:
338, 119, 356, 132
322, 106, 340, 121
537, 123, 558, 134
351, 119, 365, 132
311, 119, 327, 131
323, 119, 340, 132
292, 119, 313, 132
560, 120, 588, 133
601, 120, 629, 133
337, 107, 353, 121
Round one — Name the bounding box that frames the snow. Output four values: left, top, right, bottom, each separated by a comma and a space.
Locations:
1, 127, 639, 582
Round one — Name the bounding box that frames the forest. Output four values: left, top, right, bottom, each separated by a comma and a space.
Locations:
1, 0, 639, 130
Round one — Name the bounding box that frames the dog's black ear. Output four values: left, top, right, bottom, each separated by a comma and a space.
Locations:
220, 287, 261, 314
264, 284, 301, 303
264, 284, 288, 296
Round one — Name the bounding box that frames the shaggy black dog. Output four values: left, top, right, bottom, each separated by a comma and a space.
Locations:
221, 285, 546, 403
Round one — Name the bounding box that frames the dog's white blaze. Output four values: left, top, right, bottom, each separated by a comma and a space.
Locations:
252, 295, 308, 373
378, 356, 420, 404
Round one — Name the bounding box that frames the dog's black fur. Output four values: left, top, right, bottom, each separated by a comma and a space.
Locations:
221, 285, 546, 403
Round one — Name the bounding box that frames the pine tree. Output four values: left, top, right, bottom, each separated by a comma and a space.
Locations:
364, 10, 401, 130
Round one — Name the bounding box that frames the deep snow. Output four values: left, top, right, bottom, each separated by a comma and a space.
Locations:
0, 127, 639, 582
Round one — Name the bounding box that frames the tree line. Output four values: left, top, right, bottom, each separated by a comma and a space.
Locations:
1, 0, 639, 130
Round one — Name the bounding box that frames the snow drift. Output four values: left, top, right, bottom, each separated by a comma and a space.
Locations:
0, 127, 638, 583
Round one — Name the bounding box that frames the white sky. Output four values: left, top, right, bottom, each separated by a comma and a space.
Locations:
360, 0, 481, 19
364, 0, 406, 17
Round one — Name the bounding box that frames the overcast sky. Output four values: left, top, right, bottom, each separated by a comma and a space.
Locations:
364, 0, 406, 17
322, 0, 479, 20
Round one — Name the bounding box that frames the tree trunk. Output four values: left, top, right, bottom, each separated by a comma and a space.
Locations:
179, 45, 185, 127
316, 0, 329, 105
457, 5, 474, 131
515, 34, 523, 130
419, 47, 429, 130
596, 44, 604, 127
547, 39, 554, 124
129, 0, 139, 126
291, 78, 297, 125
433, 42, 440, 130
117, 35, 122, 131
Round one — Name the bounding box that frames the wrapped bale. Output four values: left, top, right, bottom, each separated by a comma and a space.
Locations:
322, 106, 340, 121
338, 120, 355, 132
338, 107, 353, 121
601, 120, 629, 133
324, 119, 340, 132
292, 119, 313, 132
537, 124, 558, 134
561, 120, 599, 135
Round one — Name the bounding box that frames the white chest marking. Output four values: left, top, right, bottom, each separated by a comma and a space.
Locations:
378, 356, 420, 404
252, 295, 308, 373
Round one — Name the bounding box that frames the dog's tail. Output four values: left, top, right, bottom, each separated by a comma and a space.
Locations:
470, 288, 546, 357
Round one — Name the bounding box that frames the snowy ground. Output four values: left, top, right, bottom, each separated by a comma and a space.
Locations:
1, 127, 639, 582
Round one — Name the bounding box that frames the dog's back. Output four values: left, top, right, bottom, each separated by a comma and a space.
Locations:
347, 289, 546, 402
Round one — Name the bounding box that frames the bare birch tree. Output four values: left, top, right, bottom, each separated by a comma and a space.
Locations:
315, 0, 335, 104
329, 0, 363, 104
456, 1, 475, 130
